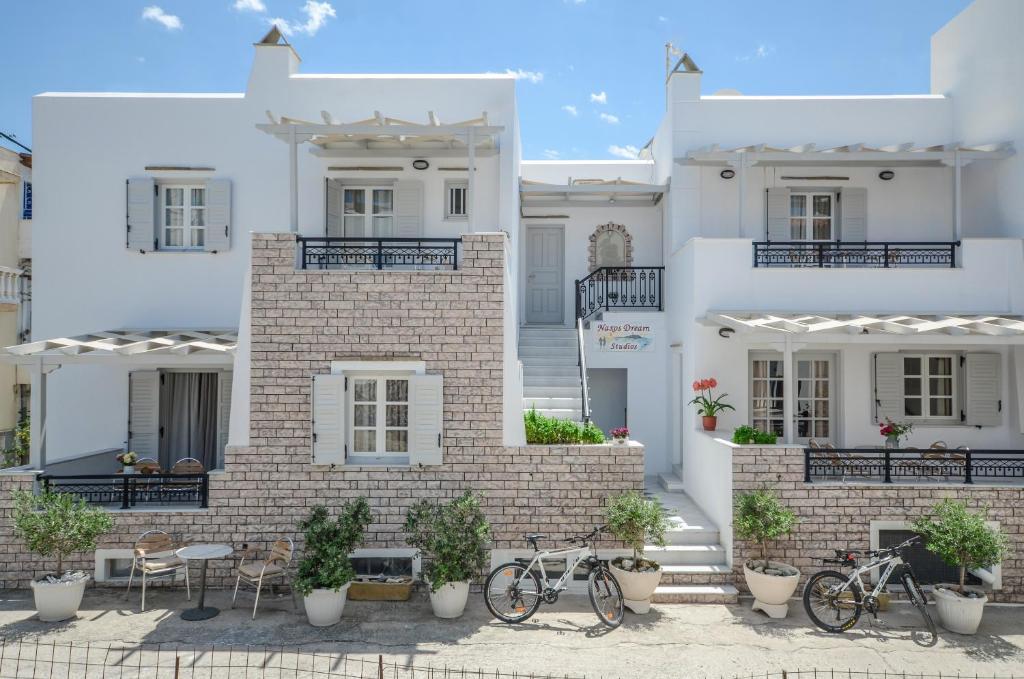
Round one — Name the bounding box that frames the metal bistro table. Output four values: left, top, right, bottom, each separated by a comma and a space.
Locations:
176, 544, 233, 621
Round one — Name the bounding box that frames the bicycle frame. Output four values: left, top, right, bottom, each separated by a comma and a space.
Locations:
838, 551, 907, 605
517, 544, 593, 594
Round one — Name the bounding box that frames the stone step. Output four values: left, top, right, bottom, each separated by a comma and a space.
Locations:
658, 472, 685, 493
521, 385, 581, 397
518, 327, 575, 340
530, 408, 584, 421
651, 584, 738, 605
522, 396, 583, 411
519, 347, 578, 359
519, 355, 579, 366
662, 525, 721, 546
661, 571, 735, 586
643, 544, 727, 566
660, 563, 732, 577
518, 336, 578, 348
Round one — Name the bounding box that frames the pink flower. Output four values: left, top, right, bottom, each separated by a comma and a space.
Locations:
707, 378, 718, 389
692, 381, 702, 392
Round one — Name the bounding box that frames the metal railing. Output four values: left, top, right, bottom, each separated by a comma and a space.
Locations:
574, 266, 665, 322
576, 317, 591, 424
39, 473, 209, 509
804, 448, 1024, 484
298, 237, 460, 270
752, 241, 959, 268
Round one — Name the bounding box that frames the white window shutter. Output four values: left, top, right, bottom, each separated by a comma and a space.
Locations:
766, 187, 790, 242
394, 180, 424, 238
204, 178, 231, 252
128, 370, 160, 456
409, 374, 443, 466
873, 353, 903, 423
127, 177, 156, 252
965, 353, 1002, 426
217, 371, 233, 463
325, 179, 342, 237
840, 188, 868, 241
312, 374, 346, 465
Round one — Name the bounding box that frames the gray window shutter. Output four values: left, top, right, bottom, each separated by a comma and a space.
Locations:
394, 180, 424, 238
217, 371, 233, 464
965, 353, 1002, 426
326, 179, 342, 237
128, 370, 160, 456
204, 178, 231, 252
312, 374, 346, 465
409, 374, 443, 466
766, 187, 790, 242
873, 353, 903, 423
840, 188, 867, 241
127, 177, 156, 252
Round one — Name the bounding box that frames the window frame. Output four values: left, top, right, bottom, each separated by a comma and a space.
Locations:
343, 185, 395, 237
347, 375, 411, 459
749, 352, 786, 438
444, 180, 468, 221
900, 352, 959, 424
159, 183, 207, 250
788, 191, 835, 242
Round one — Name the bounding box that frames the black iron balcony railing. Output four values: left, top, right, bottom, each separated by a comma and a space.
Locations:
804, 448, 1024, 485
753, 241, 960, 268
298, 237, 460, 270
39, 473, 209, 509
575, 266, 665, 322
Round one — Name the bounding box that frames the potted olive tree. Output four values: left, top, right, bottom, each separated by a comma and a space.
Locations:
912, 500, 1008, 635
295, 498, 372, 626
13, 490, 114, 621
404, 491, 490, 619
606, 490, 668, 614
735, 487, 799, 619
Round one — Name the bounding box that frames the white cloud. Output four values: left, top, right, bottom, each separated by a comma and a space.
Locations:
142, 6, 183, 30
542, 149, 561, 159
561, 104, 578, 117
589, 91, 607, 104
234, 0, 267, 12
501, 68, 544, 84
599, 113, 620, 124
658, 15, 668, 22
608, 144, 639, 159
736, 43, 775, 62
270, 1, 336, 37
136, 56, 146, 63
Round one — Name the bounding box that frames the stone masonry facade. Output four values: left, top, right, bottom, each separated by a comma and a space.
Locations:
732, 445, 1024, 602
0, 232, 643, 589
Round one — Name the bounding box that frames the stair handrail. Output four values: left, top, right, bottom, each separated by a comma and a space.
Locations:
576, 316, 591, 424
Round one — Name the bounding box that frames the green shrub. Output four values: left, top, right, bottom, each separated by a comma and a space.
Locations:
294, 497, 372, 596
2, 414, 29, 468
734, 487, 797, 567
912, 500, 1008, 594
732, 425, 777, 445
404, 491, 490, 592
605, 490, 667, 570
524, 408, 606, 445
12, 490, 114, 577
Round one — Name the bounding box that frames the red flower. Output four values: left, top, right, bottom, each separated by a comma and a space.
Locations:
692, 381, 702, 392
707, 378, 718, 389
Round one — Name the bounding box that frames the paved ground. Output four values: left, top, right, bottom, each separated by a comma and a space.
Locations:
0, 588, 1023, 678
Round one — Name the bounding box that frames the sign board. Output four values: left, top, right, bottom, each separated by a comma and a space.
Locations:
594, 321, 653, 352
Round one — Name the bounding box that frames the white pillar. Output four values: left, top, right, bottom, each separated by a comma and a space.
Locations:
466, 127, 476, 233
289, 126, 299, 233
736, 152, 747, 238
953, 149, 963, 242
782, 337, 794, 445
29, 359, 47, 470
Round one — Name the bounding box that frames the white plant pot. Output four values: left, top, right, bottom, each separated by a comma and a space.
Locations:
30, 575, 89, 622
744, 561, 800, 618
933, 585, 988, 635
610, 561, 663, 614
429, 581, 470, 619
303, 584, 350, 627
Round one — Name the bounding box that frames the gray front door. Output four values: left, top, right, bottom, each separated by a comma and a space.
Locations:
525, 226, 564, 325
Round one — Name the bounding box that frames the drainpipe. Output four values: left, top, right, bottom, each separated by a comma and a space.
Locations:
289, 125, 299, 233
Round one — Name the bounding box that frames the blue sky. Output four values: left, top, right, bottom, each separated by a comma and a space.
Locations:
2, 0, 971, 160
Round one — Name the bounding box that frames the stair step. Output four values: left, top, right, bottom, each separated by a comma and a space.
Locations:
521, 385, 581, 397
643, 544, 726, 565
523, 367, 580, 378
662, 527, 721, 546
519, 356, 579, 366
519, 348, 578, 359
658, 472, 686, 493
530, 409, 583, 421
660, 564, 732, 575
522, 397, 583, 410
651, 585, 738, 605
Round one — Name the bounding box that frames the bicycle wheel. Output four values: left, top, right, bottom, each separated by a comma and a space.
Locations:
901, 569, 937, 638
588, 566, 624, 628
803, 570, 861, 633
484, 562, 543, 623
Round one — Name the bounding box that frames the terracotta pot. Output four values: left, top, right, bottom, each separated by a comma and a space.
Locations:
702, 416, 718, 431
933, 584, 988, 635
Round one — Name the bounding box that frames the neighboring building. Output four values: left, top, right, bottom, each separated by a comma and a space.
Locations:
2, 1, 1024, 602
0, 146, 30, 459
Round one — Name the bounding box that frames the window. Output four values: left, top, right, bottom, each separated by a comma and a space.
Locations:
751, 353, 835, 440
789, 192, 833, 241
902, 354, 956, 421
751, 355, 785, 437
445, 181, 468, 220
350, 377, 409, 456
796, 358, 832, 440
161, 185, 205, 249
343, 187, 394, 237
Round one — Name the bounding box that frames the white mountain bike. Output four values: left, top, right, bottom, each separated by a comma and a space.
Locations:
484, 525, 625, 628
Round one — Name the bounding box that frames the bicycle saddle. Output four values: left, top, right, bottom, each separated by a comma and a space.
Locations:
523, 534, 546, 550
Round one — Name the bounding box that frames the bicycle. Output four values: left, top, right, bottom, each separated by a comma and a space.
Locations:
803, 535, 936, 637
484, 525, 625, 628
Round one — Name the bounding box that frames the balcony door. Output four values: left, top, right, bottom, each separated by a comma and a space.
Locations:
525, 226, 564, 325
326, 183, 395, 238
789, 193, 834, 241
750, 352, 835, 443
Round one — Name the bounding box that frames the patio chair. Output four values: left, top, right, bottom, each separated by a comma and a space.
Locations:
126, 530, 190, 612
170, 457, 205, 474
135, 457, 161, 474
164, 457, 206, 503
230, 538, 295, 619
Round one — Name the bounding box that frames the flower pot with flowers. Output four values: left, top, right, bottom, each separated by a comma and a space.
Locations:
117, 451, 139, 474
689, 378, 734, 431
610, 427, 629, 444
879, 418, 913, 449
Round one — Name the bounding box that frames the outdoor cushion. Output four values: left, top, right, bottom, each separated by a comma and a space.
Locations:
141, 556, 184, 572
239, 562, 285, 579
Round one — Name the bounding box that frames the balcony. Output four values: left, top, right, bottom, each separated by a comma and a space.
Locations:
753, 241, 959, 269
39, 472, 210, 509
298, 236, 460, 270
575, 266, 665, 321
805, 448, 1024, 486
0, 266, 21, 309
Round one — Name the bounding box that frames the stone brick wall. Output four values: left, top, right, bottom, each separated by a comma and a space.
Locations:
0, 232, 644, 589
732, 445, 1024, 602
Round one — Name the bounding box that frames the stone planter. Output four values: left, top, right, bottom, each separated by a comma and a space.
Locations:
610, 559, 662, 614
744, 561, 800, 619
933, 584, 988, 635
303, 583, 350, 627
613, 437, 627, 445
30, 574, 90, 622
702, 416, 718, 431
429, 581, 470, 619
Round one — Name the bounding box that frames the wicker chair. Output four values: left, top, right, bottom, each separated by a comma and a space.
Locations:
126, 530, 190, 612
134, 458, 162, 474
170, 457, 205, 474
230, 538, 295, 619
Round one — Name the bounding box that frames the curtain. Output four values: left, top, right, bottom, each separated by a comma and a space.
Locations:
159, 372, 218, 471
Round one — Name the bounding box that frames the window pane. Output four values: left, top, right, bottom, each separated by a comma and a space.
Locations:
191, 208, 205, 227
929, 357, 952, 376
752, 381, 767, 398
354, 404, 376, 427
164, 228, 183, 247
191, 188, 205, 207
165, 207, 184, 226
353, 430, 376, 453
769, 360, 784, 378
812, 219, 831, 240
797, 362, 810, 379
344, 189, 365, 215
814, 361, 829, 378
372, 216, 394, 238
386, 430, 408, 453
930, 377, 953, 396
905, 398, 922, 416
814, 421, 829, 437
904, 378, 922, 396
386, 380, 408, 402
790, 219, 806, 240
165, 188, 184, 206
814, 381, 829, 398
343, 216, 365, 238
386, 404, 408, 427
353, 379, 376, 402
904, 357, 921, 375
372, 190, 393, 215
790, 195, 807, 217
752, 361, 766, 379
191, 229, 205, 248
813, 195, 832, 217
797, 420, 810, 437
930, 398, 952, 417
815, 401, 829, 418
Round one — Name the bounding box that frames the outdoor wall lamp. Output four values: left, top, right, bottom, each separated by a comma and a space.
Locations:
718, 327, 735, 338
878, 170, 895, 181
720, 169, 736, 180
412, 159, 430, 170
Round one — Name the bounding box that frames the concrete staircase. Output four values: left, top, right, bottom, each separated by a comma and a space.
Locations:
519, 326, 585, 421
645, 475, 738, 604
